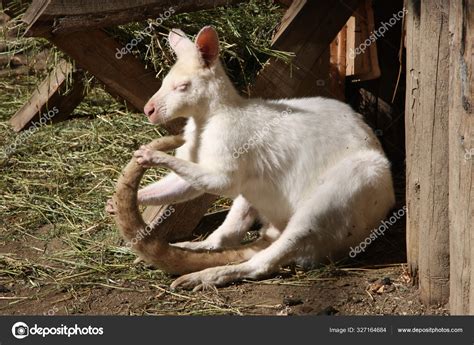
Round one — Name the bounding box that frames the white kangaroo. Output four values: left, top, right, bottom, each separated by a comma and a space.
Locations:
132, 26, 395, 290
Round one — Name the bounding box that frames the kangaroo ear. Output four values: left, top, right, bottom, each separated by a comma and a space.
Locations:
168, 28, 194, 57
195, 26, 220, 67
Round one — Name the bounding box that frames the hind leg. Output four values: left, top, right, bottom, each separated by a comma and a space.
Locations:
173, 195, 258, 250
171, 206, 314, 290
171, 150, 395, 290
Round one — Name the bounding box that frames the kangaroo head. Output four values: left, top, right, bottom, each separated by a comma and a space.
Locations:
144, 26, 229, 124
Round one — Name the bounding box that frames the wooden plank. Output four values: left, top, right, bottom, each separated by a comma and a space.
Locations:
23, 0, 243, 36
448, 0, 473, 315
345, 0, 380, 81
271, 0, 305, 44
329, 27, 347, 101
251, 0, 362, 99
49, 29, 187, 130
9, 59, 86, 132
404, 0, 421, 284
417, 0, 450, 306
48, 30, 173, 125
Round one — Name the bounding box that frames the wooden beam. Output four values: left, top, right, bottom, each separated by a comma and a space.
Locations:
9, 59, 86, 132
417, 0, 450, 306
329, 27, 347, 101
50, 30, 159, 113
251, 0, 362, 99
23, 0, 243, 36
448, 0, 473, 315
404, 0, 421, 284
345, 0, 380, 82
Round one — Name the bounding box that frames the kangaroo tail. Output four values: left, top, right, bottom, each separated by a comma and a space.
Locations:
113, 136, 269, 275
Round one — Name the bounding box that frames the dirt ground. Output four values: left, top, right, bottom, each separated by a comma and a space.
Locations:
1, 259, 448, 316
0, 205, 448, 316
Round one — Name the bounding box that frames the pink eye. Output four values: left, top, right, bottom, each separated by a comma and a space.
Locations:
174, 82, 190, 92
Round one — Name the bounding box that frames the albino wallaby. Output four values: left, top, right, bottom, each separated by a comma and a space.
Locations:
129, 26, 395, 290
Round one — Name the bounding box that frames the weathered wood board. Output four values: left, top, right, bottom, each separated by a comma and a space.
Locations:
251, 0, 363, 99
406, 0, 451, 306
22, 0, 243, 35
417, 0, 451, 306
9, 59, 86, 132
448, 0, 473, 315
404, 0, 421, 284
345, 0, 381, 82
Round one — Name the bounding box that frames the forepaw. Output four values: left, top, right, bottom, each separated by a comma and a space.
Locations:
134, 145, 167, 168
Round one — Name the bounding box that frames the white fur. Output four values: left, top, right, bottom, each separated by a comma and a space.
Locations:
135, 27, 395, 290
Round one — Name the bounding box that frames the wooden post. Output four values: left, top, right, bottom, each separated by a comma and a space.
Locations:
50, 30, 161, 116
448, 0, 473, 315
404, 0, 421, 283
345, 0, 380, 82
251, 0, 363, 99
329, 28, 347, 101
417, 0, 450, 305
9, 60, 86, 132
